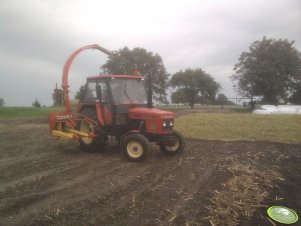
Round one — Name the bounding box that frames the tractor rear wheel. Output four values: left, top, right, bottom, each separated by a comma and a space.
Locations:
122, 134, 150, 162
159, 130, 185, 156
78, 108, 107, 152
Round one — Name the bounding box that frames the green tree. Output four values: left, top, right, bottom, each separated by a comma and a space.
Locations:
231, 37, 301, 104
75, 85, 86, 102
0, 97, 4, 107
171, 89, 187, 104
170, 68, 221, 108
32, 99, 41, 108
215, 93, 228, 107
290, 87, 301, 104
52, 88, 64, 106
102, 47, 169, 102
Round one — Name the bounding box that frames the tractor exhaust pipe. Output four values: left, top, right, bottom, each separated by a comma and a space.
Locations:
147, 73, 153, 108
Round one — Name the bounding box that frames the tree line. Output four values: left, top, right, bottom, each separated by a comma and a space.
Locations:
53, 37, 301, 108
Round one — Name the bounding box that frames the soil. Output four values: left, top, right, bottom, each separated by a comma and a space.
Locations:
0, 116, 300, 226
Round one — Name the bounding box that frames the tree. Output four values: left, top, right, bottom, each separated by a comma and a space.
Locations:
75, 85, 86, 102
102, 47, 169, 102
231, 37, 301, 104
0, 97, 4, 107
32, 99, 41, 108
215, 93, 228, 108
290, 87, 301, 104
52, 84, 64, 106
171, 89, 187, 104
170, 68, 221, 108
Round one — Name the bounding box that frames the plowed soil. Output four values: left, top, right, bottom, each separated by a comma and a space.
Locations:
0, 117, 300, 226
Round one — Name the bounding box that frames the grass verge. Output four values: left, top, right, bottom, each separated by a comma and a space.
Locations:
0, 107, 64, 119
158, 105, 250, 113
175, 113, 301, 143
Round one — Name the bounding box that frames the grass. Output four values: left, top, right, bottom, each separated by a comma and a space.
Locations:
158, 104, 250, 113
0, 105, 245, 118
0, 107, 64, 119
175, 113, 301, 143
1, 106, 300, 143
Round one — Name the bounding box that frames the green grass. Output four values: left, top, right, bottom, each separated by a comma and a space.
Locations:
175, 113, 301, 143
0, 107, 64, 119
1, 106, 300, 143
158, 105, 250, 113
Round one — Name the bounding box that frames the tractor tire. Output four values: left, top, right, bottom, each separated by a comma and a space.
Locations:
122, 134, 150, 162
78, 108, 107, 152
159, 130, 185, 156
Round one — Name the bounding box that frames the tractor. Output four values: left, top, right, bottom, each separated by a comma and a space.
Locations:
49, 44, 185, 162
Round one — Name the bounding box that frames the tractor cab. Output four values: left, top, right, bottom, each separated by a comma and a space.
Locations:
49, 44, 185, 162
81, 75, 147, 106
108, 76, 147, 106
78, 75, 149, 127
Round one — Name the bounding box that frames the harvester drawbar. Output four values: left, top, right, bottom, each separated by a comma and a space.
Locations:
49, 44, 184, 162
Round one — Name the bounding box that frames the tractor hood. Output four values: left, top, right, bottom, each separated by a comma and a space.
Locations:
128, 107, 174, 120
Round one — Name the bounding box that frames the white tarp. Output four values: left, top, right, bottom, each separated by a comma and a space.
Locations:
253, 105, 301, 114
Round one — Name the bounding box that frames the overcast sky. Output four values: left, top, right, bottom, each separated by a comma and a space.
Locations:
0, 0, 300, 106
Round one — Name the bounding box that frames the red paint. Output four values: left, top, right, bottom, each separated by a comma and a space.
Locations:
128, 108, 174, 135
48, 112, 76, 133
128, 108, 174, 118
103, 106, 113, 125
96, 104, 105, 126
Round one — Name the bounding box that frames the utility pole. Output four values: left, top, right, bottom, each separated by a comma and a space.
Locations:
234, 84, 238, 105
236, 90, 237, 105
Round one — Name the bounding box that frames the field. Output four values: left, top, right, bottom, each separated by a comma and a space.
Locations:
0, 108, 300, 225
0, 105, 247, 118
0, 107, 63, 119
176, 113, 301, 143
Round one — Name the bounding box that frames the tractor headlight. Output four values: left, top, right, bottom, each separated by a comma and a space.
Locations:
162, 119, 173, 129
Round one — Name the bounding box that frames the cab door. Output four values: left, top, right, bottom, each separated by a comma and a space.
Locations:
96, 79, 113, 125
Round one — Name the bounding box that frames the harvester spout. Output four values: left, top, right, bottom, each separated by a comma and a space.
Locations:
62, 44, 112, 112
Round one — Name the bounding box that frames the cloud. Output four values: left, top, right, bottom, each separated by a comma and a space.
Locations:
0, 0, 300, 106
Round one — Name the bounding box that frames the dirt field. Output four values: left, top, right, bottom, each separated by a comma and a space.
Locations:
0, 117, 300, 226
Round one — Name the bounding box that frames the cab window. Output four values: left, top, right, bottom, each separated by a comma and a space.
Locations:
84, 81, 97, 102
84, 80, 109, 103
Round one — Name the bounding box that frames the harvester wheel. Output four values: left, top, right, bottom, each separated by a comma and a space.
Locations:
122, 134, 150, 162
159, 130, 185, 156
78, 108, 107, 152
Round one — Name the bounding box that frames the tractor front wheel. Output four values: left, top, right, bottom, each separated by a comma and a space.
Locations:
159, 130, 185, 156
122, 134, 150, 162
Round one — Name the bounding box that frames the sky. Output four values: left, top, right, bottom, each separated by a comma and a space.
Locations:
0, 0, 300, 106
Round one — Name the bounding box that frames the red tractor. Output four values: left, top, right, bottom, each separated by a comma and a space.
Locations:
49, 44, 185, 162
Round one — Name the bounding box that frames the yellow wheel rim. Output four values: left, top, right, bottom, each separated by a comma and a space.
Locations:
165, 136, 180, 152
80, 120, 94, 144
127, 141, 143, 158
